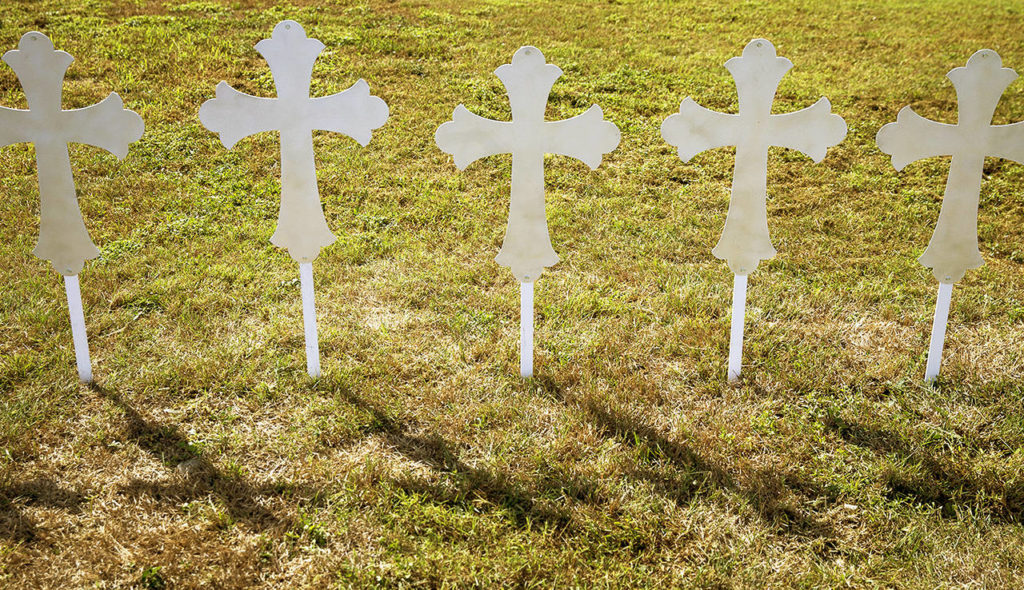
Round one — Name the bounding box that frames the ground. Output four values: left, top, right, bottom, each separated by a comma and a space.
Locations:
1, 0, 1023, 587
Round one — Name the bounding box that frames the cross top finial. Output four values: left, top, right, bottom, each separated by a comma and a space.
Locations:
12, 31, 57, 52
254, 20, 325, 100
495, 46, 563, 121
3, 32, 74, 113
733, 38, 785, 63
947, 49, 1018, 131
726, 39, 794, 116
4, 31, 70, 72
962, 49, 1005, 72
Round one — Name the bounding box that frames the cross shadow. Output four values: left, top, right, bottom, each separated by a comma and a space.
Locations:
825, 413, 1024, 523
384, 431, 573, 529
0, 479, 86, 542
90, 384, 287, 533
583, 396, 836, 540
533, 374, 838, 542
324, 384, 574, 530
327, 374, 838, 542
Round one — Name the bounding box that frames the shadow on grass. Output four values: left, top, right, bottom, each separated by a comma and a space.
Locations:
0, 479, 86, 542
90, 384, 288, 533
329, 375, 836, 542
533, 374, 839, 543
385, 431, 573, 529
331, 386, 574, 531
825, 414, 1024, 523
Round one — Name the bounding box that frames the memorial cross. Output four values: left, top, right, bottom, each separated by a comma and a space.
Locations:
199, 20, 389, 377
435, 46, 620, 377
876, 49, 1024, 381
661, 39, 846, 381
0, 32, 145, 382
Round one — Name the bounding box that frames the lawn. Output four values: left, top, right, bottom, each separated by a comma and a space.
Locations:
1, 0, 1023, 587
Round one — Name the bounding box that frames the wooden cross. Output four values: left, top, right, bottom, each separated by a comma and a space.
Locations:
661, 39, 846, 380
877, 49, 1024, 381
199, 20, 389, 378
435, 46, 620, 377
0, 32, 145, 382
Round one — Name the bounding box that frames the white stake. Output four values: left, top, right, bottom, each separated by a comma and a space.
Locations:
520, 281, 534, 378
728, 273, 748, 382
925, 281, 954, 382
299, 262, 320, 378
63, 274, 92, 383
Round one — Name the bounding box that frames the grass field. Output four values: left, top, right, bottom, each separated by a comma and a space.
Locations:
2, 0, 1023, 587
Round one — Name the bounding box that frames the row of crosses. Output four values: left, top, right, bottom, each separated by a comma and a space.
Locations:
2, 23, 1022, 383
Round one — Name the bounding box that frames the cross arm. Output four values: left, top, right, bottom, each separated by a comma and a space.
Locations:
309, 78, 389, 146
766, 98, 847, 162
63, 93, 144, 159
435, 105, 514, 170
876, 106, 959, 171
199, 81, 281, 149
661, 97, 740, 161
0, 106, 31, 147
543, 105, 620, 169
987, 121, 1024, 164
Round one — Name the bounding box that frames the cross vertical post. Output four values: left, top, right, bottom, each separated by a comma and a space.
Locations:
520, 281, 534, 378
64, 274, 92, 383
435, 46, 620, 378
299, 262, 320, 378
661, 39, 846, 381
200, 20, 389, 377
727, 273, 748, 381
925, 282, 954, 381
0, 32, 145, 382
877, 49, 1024, 382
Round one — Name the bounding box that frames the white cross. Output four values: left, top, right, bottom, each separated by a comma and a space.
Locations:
0, 32, 145, 382
199, 20, 389, 377
1, 32, 144, 275
661, 39, 846, 381
199, 20, 388, 264
435, 46, 620, 377
435, 46, 620, 283
877, 49, 1024, 381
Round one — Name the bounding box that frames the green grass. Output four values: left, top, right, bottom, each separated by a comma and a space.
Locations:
1, 0, 1023, 587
